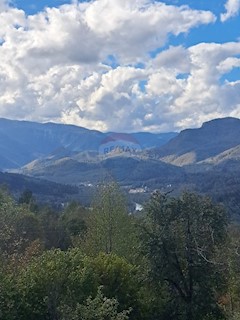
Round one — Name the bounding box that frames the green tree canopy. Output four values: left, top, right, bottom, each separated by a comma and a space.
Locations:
141, 191, 228, 320
0, 189, 40, 257
83, 182, 138, 261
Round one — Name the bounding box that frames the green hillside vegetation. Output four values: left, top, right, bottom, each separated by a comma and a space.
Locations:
0, 183, 240, 319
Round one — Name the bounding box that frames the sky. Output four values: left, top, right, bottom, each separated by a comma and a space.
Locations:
0, 0, 240, 132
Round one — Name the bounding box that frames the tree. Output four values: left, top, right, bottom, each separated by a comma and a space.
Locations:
15, 249, 98, 320
222, 225, 240, 319
18, 189, 38, 212
83, 182, 138, 261
91, 253, 141, 318
60, 286, 131, 320
60, 201, 88, 244
38, 206, 71, 250
0, 189, 40, 257
141, 191, 228, 320
14, 250, 143, 320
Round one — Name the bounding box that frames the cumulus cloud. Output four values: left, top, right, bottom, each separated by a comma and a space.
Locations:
162, 42, 240, 129
62, 42, 240, 132
61, 66, 148, 131
221, 0, 240, 22
1, 0, 239, 132
84, 0, 216, 63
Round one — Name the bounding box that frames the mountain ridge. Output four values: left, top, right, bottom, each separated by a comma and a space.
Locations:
0, 118, 177, 170
147, 117, 240, 166
13, 116, 240, 191
2, 116, 240, 218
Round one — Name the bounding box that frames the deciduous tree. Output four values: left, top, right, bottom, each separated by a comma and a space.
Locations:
141, 191, 228, 320
83, 182, 138, 261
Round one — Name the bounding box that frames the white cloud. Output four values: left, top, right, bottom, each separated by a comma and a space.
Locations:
165, 42, 240, 129
63, 66, 148, 131
64, 42, 240, 132
217, 57, 240, 73
84, 0, 216, 63
221, 0, 240, 22
1, 0, 239, 132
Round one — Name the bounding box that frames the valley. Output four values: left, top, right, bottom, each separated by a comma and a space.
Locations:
0, 117, 239, 218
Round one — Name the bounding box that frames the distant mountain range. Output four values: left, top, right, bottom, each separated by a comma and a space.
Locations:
11, 116, 239, 185
1, 117, 240, 217
0, 118, 177, 170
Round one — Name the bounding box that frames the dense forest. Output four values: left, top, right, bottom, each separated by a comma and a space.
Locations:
1, 183, 240, 320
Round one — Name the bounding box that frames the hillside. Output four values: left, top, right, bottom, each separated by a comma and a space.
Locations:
2, 116, 240, 217
13, 117, 240, 193
0, 171, 83, 206
148, 117, 240, 166
0, 118, 177, 169
19, 155, 184, 187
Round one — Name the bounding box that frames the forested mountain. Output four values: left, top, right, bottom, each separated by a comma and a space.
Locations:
147, 117, 240, 166
18, 156, 184, 186
0, 118, 176, 169
15, 117, 240, 188
0, 171, 88, 206
1, 116, 240, 217
12, 117, 240, 180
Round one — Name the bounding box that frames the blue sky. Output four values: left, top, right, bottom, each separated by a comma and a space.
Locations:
13, 0, 71, 14
1, 0, 240, 132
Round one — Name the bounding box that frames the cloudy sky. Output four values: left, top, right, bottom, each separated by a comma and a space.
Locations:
0, 0, 240, 132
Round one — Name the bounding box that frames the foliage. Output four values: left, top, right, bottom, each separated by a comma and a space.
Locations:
60, 286, 131, 320
83, 182, 138, 261
18, 189, 39, 212
0, 189, 41, 256
60, 201, 88, 243
1, 249, 143, 320
38, 206, 72, 250
91, 253, 141, 319
0, 187, 240, 320
15, 249, 97, 320
141, 191, 228, 320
